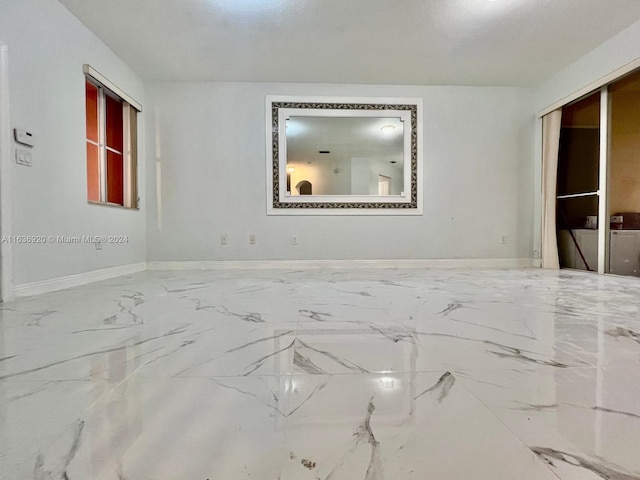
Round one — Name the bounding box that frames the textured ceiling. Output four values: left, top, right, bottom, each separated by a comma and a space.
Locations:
58, 0, 640, 86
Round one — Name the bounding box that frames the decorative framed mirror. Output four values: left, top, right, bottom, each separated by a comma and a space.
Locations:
266, 96, 423, 215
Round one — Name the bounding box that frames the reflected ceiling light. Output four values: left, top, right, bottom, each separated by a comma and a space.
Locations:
379, 376, 395, 389
380, 125, 396, 134
286, 167, 295, 174
216, 0, 288, 15
285, 379, 297, 392
285, 118, 305, 137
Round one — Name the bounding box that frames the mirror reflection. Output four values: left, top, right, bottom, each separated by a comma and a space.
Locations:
266, 96, 422, 215
285, 116, 404, 196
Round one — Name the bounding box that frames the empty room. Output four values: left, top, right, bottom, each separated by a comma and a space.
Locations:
1, 0, 640, 478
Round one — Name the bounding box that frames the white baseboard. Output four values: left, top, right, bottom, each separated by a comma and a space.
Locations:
10, 258, 540, 298
14, 262, 147, 297
147, 258, 539, 271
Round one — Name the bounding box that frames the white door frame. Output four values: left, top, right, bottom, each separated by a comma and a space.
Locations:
0, 42, 14, 302
538, 84, 616, 275
597, 86, 610, 274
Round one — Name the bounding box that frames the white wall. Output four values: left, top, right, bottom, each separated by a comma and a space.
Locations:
0, 0, 146, 287
534, 18, 640, 114
145, 82, 532, 261
0, 2, 636, 286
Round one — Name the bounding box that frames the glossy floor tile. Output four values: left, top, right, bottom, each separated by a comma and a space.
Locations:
280, 372, 558, 480
1, 268, 640, 479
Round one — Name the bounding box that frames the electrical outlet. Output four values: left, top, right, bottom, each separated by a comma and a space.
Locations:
221, 234, 228, 245
501, 235, 508, 245
292, 235, 298, 245
249, 234, 256, 245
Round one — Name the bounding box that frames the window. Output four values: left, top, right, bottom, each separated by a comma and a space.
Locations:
84, 65, 140, 208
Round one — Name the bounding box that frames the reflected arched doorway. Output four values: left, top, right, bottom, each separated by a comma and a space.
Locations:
296, 180, 312, 195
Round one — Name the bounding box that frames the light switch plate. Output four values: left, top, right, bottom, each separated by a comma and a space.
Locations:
15, 149, 32, 167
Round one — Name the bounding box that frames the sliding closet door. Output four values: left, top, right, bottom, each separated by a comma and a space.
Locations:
608, 70, 640, 277
556, 93, 601, 272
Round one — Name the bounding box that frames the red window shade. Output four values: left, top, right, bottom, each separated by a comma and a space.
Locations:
86, 142, 100, 202
105, 94, 123, 153
85, 81, 99, 143
85, 74, 131, 206
106, 150, 124, 205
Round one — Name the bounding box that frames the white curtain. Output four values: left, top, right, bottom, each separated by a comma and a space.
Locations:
541, 109, 562, 269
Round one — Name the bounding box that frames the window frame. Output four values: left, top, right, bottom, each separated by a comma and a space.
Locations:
84, 65, 141, 210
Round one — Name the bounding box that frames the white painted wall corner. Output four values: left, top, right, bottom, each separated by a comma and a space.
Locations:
0, 43, 14, 303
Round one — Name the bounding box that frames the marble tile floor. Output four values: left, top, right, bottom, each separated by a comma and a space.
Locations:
1, 267, 640, 479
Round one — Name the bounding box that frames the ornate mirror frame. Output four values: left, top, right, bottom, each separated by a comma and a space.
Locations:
265, 95, 423, 215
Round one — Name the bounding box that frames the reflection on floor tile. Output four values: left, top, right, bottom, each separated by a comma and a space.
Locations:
458, 366, 640, 479
32, 376, 289, 480
2, 268, 640, 479
281, 372, 558, 480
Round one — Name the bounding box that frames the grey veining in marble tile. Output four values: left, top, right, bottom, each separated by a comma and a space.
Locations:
532, 447, 640, 480
34, 419, 85, 480
413, 370, 455, 403
606, 326, 640, 345
350, 397, 383, 480
3, 267, 640, 479
280, 371, 559, 480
